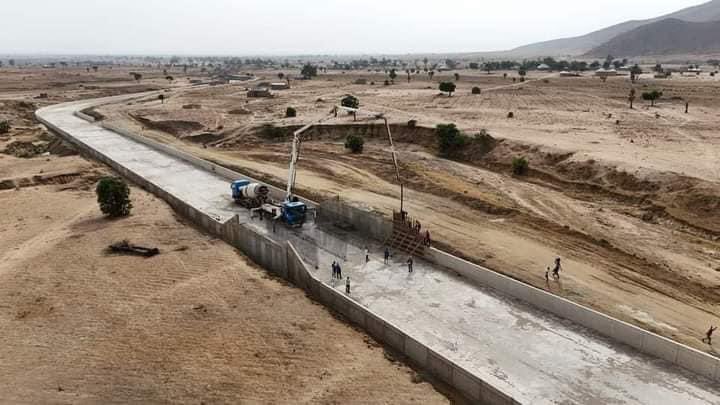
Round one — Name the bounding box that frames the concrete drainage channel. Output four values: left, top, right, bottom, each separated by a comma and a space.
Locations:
43, 106, 514, 404
37, 96, 720, 404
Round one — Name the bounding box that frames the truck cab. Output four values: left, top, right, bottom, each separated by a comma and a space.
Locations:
281, 201, 307, 227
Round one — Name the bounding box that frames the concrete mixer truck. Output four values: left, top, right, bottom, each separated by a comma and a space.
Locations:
231, 180, 269, 208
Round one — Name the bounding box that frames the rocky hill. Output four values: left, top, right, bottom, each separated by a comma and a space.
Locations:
586, 18, 720, 57
507, 0, 720, 57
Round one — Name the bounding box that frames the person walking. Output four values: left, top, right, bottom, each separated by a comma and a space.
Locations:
384, 247, 390, 264
336, 262, 342, 279
424, 230, 431, 247
407, 256, 414, 273
552, 257, 562, 280
702, 326, 717, 344
345, 277, 351, 294
331, 261, 337, 279
364, 247, 369, 263
545, 267, 550, 282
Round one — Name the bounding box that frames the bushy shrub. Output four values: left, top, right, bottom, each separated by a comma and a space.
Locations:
301, 64, 318, 79
285, 107, 297, 117
0, 120, 10, 134
341, 95, 359, 109
436, 123, 466, 157
407, 119, 417, 128
507, 111, 515, 118
642, 90, 663, 106
344, 134, 364, 153
471, 86, 481, 95
96, 177, 132, 217
512, 157, 529, 175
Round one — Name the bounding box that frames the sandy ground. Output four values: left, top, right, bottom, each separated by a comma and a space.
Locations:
97, 68, 720, 355
0, 68, 454, 404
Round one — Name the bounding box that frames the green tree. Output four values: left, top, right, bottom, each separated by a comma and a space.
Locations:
0, 120, 10, 134
301, 64, 318, 79
285, 107, 297, 117
518, 69, 527, 78
389, 69, 397, 83
436, 123, 466, 157
469, 62, 479, 70
454, 73, 460, 81
341, 95, 359, 109
642, 90, 662, 106
130, 72, 142, 82
512, 157, 529, 175
96, 177, 132, 217
344, 134, 364, 153
158, 94, 165, 104
439, 81, 456, 96
628, 88, 636, 109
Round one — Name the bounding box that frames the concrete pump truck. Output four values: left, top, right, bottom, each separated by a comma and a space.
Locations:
230, 118, 330, 228
231, 103, 398, 228
253, 122, 312, 227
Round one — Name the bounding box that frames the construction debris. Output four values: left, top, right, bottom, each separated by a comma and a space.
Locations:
108, 240, 160, 257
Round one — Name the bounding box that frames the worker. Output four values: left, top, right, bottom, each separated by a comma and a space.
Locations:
416, 220, 422, 234
703, 326, 717, 345
331, 261, 337, 279
346, 277, 351, 294
552, 257, 562, 279
384, 247, 390, 264
407, 256, 414, 273
545, 267, 550, 282
424, 230, 431, 247
364, 247, 369, 263
336, 262, 342, 279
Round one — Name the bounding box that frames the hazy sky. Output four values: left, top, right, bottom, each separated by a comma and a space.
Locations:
1, 0, 709, 55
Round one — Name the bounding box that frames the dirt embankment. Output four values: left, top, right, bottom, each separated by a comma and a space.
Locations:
482, 140, 720, 236
229, 121, 720, 237
130, 113, 205, 137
